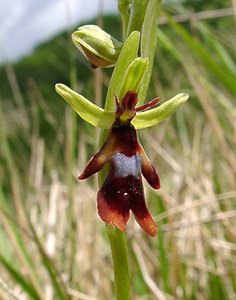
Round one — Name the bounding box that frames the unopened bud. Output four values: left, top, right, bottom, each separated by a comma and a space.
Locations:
72, 25, 123, 68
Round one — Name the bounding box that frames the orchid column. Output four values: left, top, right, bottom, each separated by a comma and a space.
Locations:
55, 0, 188, 299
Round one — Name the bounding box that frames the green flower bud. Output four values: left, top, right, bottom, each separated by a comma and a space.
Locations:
72, 25, 123, 68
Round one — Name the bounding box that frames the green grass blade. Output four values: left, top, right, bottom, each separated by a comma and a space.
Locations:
165, 13, 236, 95
29, 222, 69, 300
0, 255, 42, 300
196, 22, 236, 75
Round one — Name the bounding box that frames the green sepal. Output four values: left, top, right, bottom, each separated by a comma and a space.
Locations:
55, 84, 114, 128
132, 93, 189, 129
55, 84, 189, 130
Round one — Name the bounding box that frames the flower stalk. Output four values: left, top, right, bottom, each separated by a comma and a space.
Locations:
107, 226, 131, 300
101, 1, 162, 298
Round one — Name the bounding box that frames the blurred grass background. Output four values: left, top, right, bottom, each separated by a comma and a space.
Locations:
0, 0, 236, 299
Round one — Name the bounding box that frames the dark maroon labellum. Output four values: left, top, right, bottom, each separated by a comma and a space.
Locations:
78, 91, 160, 236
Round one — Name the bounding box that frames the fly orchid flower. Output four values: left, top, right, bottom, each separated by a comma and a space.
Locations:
79, 91, 160, 236
55, 83, 189, 236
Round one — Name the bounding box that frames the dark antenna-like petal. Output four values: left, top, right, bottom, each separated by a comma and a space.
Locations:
135, 97, 160, 112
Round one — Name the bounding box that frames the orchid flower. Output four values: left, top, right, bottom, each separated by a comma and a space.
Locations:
55, 84, 188, 236
79, 91, 160, 236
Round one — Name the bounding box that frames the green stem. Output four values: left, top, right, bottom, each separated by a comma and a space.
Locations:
138, 0, 162, 103
98, 167, 131, 299
125, 0, 148, 38
99, 1, 162, 299
106, 226, 131, 300
118, 0, 130, 39
98, 160, 131, 298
